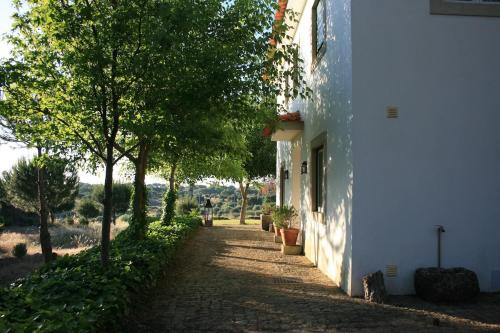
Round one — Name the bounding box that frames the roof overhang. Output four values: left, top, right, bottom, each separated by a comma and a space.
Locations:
271, 121, 304, 141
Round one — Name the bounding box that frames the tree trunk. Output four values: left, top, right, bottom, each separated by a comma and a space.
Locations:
161, 162, 177, 226
169, 162, 177, 192
37, 147, 53, 263
239, 182, 249, 225
131, 141, 149, 239
100, 144, 114, 266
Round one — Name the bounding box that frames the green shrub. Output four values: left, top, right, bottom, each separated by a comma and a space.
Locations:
12, 243, 27, 258
160, 190, 177, 225
79, 216, 89, 225
77, 199, 101, 219
272, 205, 297, 229
0, 216, 200, 332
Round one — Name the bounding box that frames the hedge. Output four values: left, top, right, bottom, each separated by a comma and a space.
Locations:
0, 216, 202, 332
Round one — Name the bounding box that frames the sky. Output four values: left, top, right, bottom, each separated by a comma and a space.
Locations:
0, 1, 164, 184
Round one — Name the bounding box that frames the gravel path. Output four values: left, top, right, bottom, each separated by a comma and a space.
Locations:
126, 224, 500, 332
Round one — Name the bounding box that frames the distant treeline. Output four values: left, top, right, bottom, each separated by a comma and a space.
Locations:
80, 183, 276, 219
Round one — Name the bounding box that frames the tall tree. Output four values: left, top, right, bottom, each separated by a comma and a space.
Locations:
237, 127, 276, 224
1, 0, 160, 264
2, 155, 79, 261
2, 156, 79, 223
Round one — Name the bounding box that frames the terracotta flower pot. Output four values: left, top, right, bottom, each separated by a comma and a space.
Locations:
280, 228, 299, 246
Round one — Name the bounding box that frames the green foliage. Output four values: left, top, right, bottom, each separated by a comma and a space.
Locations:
91, 183, 133, 215
128, 184, 149, 239
0, 216, 200, 332
78, 216, 89, 226
272, 205, 297, 229
1, 157, 79, 216
176, 197, 199, 216
262, 202, 275, 215
12, 243, 27, 258
76, 199, 101, 219
161, 190, 177, 226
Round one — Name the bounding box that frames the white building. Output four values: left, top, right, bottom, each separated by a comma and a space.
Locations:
274, 0, 500, 296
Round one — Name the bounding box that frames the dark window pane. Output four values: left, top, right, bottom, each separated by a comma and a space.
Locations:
316, 0, 325, 52
316, 148, 324, 211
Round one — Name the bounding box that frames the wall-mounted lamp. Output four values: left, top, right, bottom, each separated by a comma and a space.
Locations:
301, 161, 308, 174
284, 170, 289, 180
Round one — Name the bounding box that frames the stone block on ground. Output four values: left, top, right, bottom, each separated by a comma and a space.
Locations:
274, 235, 282, 243
261, 214, 273, 231
281, 245, 302, 255
414, 267, 479, 302
363, 271, 387, 303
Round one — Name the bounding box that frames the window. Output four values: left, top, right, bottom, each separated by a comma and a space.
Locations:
314, 146, 325, 212
312, 0, 326, 63
280, 166, 286, 207
430, 0, 500, 16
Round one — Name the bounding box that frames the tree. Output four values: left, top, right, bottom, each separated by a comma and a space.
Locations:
76, 199, 101, 219
91, 183, 132, 216
237, 127, 276, 224
1, 0, 162, 264
1, 155, 78, 262
2, 156, 79, 223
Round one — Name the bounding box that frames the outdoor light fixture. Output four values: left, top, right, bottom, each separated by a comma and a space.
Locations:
301, 161, 308, 174
204, 199, 213, 227
284, 170, 289, 180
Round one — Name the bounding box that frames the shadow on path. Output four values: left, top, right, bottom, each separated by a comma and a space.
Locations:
124, 224, 500, 333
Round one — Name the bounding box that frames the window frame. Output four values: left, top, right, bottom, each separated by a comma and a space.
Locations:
310, 132, 327, 219
430, 0, 500, 17
279, 165, 286, 207
312, 0, 327, 67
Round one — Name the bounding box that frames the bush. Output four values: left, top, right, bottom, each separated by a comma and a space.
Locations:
12, 243, 27, 258
76, 199, 101, 219
0, 216, 201, 332
78, 216, 89, 225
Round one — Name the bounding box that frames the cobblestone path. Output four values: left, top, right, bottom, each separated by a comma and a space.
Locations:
126, 224, 500, 332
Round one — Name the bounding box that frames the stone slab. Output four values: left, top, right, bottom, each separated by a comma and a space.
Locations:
281, 245, 302, 255
274, 235, 282, 243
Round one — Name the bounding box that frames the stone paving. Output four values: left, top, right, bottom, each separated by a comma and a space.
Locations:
126, 224, 500, 332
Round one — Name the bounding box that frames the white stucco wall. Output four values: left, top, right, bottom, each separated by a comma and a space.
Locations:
277, 0, 354, 294
351, 0, 500, 295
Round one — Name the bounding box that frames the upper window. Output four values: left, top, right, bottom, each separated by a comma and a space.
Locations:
312, 0, 326, 63
430, 0, 500, 16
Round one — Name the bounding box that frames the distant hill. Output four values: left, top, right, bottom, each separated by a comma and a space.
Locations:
79, 183, 276, 219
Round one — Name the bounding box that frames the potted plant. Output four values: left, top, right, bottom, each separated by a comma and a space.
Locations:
260, 202, 275, 231
272, 205, 299, 245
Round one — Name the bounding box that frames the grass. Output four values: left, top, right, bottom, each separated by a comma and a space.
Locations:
0, 219, 128, 286
213, 218, 260, 226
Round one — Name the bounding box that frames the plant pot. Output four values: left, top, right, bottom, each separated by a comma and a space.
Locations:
273, 224, 281, 236
280, 228, 299, 246
261, 214, 272, 231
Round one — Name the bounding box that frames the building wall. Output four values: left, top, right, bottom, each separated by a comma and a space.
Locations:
351, 0, 500, 295
277, 0, 354, 294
